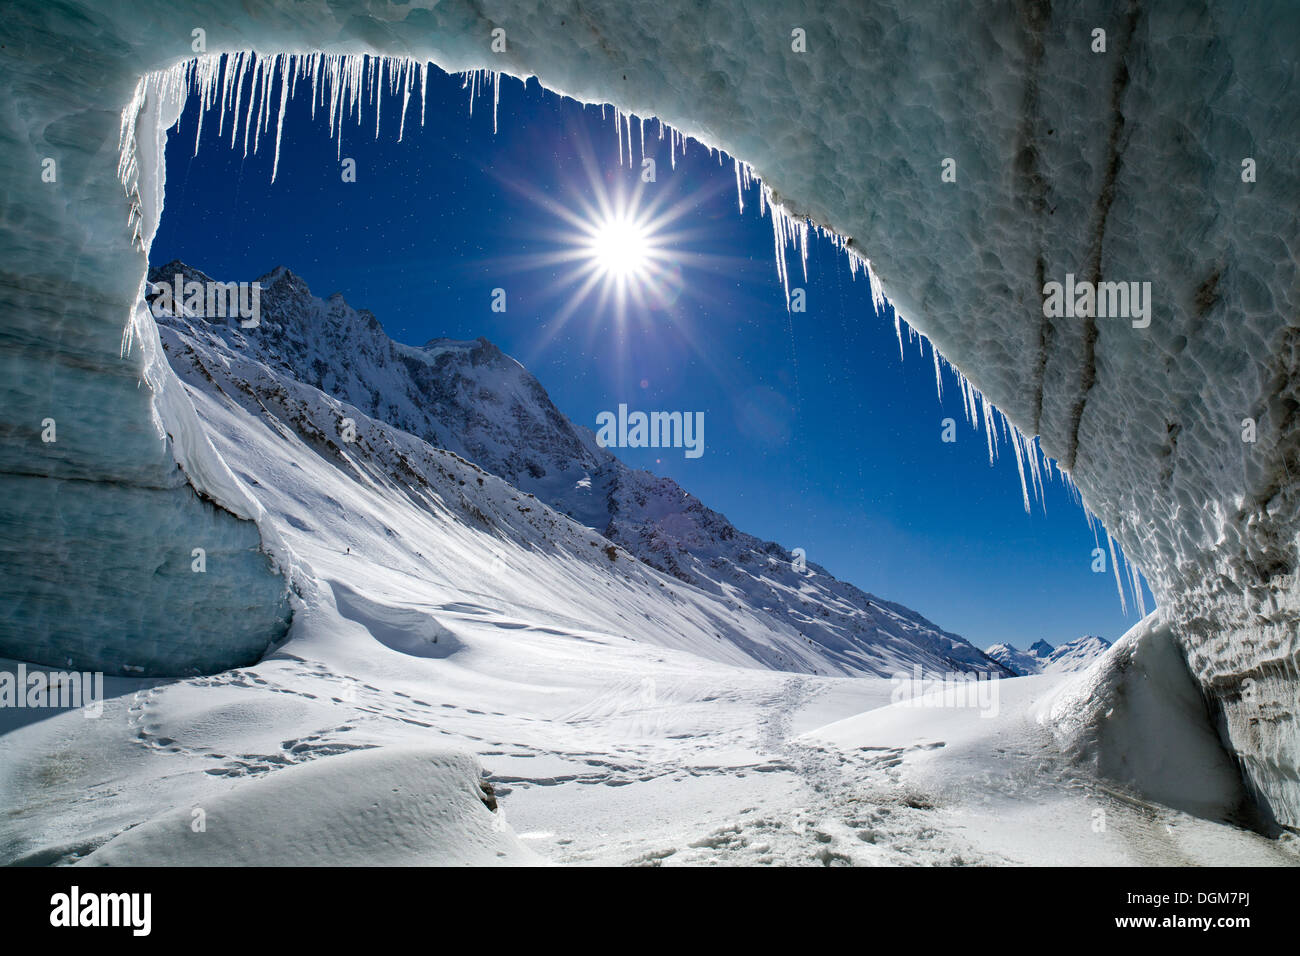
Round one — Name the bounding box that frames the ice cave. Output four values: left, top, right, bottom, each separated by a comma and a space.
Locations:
2, 0, 1298, 842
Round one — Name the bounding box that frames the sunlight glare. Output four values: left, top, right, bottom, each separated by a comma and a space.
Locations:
590, 215, 651, 279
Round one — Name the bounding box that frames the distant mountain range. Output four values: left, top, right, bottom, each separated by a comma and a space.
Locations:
149, 261, 1013, 678
983, 636, 1113, 676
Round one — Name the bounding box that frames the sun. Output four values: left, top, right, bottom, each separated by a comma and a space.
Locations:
492, 125, 754, 361
589, 214, 651, 279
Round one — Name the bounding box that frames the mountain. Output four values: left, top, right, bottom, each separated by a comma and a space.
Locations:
985, 636, 1113, 676
148, 260, 1008, 678
983, 643, 1044, 677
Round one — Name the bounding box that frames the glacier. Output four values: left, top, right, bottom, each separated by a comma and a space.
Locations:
1, 0, 1298, 830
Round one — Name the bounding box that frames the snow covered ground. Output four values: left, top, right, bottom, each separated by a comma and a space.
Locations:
4, 640, 1293, 865
2, 296, 1293, 866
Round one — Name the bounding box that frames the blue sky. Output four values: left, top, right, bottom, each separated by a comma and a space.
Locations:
152, 61, 1153, 649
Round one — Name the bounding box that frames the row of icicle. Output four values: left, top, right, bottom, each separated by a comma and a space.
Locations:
119, 51, 1148, 617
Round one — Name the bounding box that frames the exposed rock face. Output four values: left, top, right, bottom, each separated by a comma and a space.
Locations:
1, 1, 1297, 823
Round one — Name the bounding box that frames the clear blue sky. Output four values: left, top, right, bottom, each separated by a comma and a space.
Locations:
152, 60, 1154, 649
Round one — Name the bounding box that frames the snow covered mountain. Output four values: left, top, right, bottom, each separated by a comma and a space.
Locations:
985, 636, 1113, 677
149, 260, 1006, 679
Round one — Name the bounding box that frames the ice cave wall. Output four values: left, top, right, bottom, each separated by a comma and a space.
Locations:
0, 3, 295, 675
1, 1, 1296, 823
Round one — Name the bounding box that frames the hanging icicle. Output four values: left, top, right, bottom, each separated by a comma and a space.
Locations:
122, 48, 1153, 617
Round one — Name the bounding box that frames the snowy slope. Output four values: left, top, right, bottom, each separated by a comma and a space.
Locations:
986, 636, 1113, 676
150, 260, 1004, 679
984, 643, 1046, 677
1, 370, 1289, 864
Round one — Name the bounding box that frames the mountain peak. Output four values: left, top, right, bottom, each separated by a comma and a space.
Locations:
256, 264, 303, 286
148, 259, 212, 286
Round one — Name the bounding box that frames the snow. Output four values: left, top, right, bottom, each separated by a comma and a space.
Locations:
82, 747, 536, 866
3, 268, 1293, 866
2, 0, 1299, 829
150, 260, 1006, 680
1042, 613, 1254, 825
986, 635, 1114, 676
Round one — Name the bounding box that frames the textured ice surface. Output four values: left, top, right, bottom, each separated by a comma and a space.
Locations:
2, 1, 1298, 822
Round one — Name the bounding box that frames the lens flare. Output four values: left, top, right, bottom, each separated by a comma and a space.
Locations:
589, 214, 651, 279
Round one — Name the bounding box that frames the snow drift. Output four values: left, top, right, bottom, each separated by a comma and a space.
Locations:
78, 747, 536, 866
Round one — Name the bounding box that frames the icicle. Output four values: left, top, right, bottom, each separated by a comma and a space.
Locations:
981, 393, 998, 464
271, 54, 290, 182
615, 106, 624, 165
241, 56, 260, 157
230, 53, 248, 149
1128, 558, 1147, 617
419, 62, 428, 127
1107, 532, 1128, 615
799, 221, 809, 283
375, 57, 384, 140
217, 52, 237, 141
397, 59, 412, 142
1009, 428, 1031, 514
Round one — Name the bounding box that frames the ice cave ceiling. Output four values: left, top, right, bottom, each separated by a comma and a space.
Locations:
1, 1, 1297, 826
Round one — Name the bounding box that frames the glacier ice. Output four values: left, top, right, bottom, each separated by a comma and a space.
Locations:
1, 0, 1298, 827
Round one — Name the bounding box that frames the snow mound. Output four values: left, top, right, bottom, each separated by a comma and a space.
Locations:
1041, 613, 1250, 825
330, 582, 463, 660
79, 746, 539, 866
